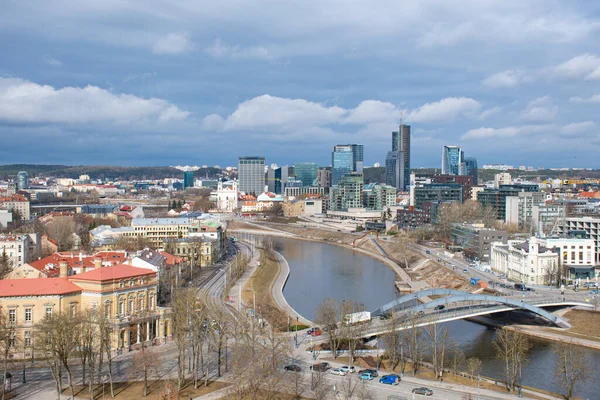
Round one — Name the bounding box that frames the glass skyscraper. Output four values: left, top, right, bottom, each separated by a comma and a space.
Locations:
183, 171, 194, 188
332, 144, 363, 186
442, 146, 463, 175
389, 124, 410, 190
293, 162, 319, 186
461, 157, 479, 185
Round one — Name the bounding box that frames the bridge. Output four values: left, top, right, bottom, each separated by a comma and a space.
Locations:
358, 289, 594, 338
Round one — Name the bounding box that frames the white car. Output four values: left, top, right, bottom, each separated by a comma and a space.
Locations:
329, 368, 347, 376
339, 365, 356, 373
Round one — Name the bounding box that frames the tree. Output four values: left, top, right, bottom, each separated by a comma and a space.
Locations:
395, 232, 415, 269
0, 251, 12, 280
465, 357, 482, 380
0, 309, 16, 400
315, 298, 341, 359
131, 335, 159, 396
449, 347, 466, 375
553, 340, 591, 400
171, 288, 195, 391
386, 207, 392, 220
404, 315, 423, 375
493, 328, 530, 392
340, 300, 367, 366
77, 308, 101, 398
382, 313, 402, 371
425, 323, 450, 380
46, 216, 76, 251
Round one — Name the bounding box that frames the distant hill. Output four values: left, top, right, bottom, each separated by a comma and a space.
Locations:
0, 165, 224, 181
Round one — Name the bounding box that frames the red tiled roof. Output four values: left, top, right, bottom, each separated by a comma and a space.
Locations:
0, 278, 82, 297
28, 251, 128, 274
158, 250, 183, 266
69, 265, 155, 282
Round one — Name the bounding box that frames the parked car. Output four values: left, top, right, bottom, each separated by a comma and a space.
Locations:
311, 329, 323, 337
434, 305, 445, 310
358, 371, 374, 380
306, 327, 320, 334
329, 368, 347, 376
358, 368, 378, 377
412, 387, 433, 396
284, 364, 301, 372
339, 365, 356, 374
425, 250, 431, 254
463, 269, 468, 273
379, 313, 391, 320
310, 362, 331, 372
379, 374, 400, 385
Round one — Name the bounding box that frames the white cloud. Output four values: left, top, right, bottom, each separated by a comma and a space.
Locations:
560, 121, 597, 137
479, 106, 501, 120
201, 114, 225, 130
0, 77, 189, 124
41, 55, 63, 67
406, 97, 481, 123
520, 96, 557, 121
205, 39, 274, 61
570, 94, 600, 104
343, 100, 398, 125
152, 33, 193, 55
482, 70, 526, 88
554, 53, 600, 80
461, 124, 553, 140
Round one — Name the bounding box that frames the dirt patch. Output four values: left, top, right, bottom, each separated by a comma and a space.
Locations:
407, 261, 471, 291
66, 380, 228, 399
228, 220, 271, 231
563, 309, 600, 338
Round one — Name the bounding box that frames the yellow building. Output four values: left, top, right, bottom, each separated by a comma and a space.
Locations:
0, 264, 170, 359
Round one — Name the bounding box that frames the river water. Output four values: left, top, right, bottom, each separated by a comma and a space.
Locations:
275, 237, 600, 399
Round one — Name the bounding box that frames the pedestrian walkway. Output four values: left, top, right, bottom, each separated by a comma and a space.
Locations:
272, 250, 313, 326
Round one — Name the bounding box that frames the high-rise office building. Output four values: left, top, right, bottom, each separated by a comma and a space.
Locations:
461, 157, 478, 185
392, 124, 411, 189
332, 144, 363, 185
293, 162, 319, 186
317, 167, 331, 189
238, 156, 265, 196
183, 171, 194, 189
442, 146, 463, 175
16, 171, 29, 191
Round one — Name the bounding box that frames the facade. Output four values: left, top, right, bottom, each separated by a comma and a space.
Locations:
450, 223, 508, 262
477, 184, 540, 221
211, 181, 238, 212
317, 167, 331, 189
363, 183, 396, 210
293, 163, 319, 186
532, 202, 566, 235
0, 234, 32, 267
490, 239, 559, 285
188, 219, 227, 261
385, 151, 405, 191
539, 236, 596, 279
238, 156, 265, 196
431, 175, 473, 201
461, 157, 478, 185
163, 237, 217, 267
131, 218, 191, 248
0, 194, 30, 220
332, 144, 363, 185
558, 217, 600, 263
391, 124, 411, 189
413, 184, 463, 209
16, 171, 29, 191
504, 192, 546, 229
397, 207, 429, 229
494, 173, 512, 188
0, 209, 12, 229
284, 186, 325, 197
183, 171, 194, 189
330, 173, 364, 211
442, 146, 462, 175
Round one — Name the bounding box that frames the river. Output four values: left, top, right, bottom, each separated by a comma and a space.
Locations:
275, 237, 600, 399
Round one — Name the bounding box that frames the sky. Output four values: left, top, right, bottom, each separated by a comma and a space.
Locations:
1, 1, 600, 168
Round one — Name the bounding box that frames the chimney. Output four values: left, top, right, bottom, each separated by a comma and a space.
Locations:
79, 252, 83, 262
59, 261, 69, 278
94, 258, 102, 269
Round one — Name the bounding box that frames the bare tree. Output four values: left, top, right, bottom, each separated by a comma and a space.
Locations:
0, 309, 16, 400
171, 288, 195, 391
97, 311, 115, 398
553, 340, 591, 400
404, 315, 423, 376
131, 338, 158, 396
449, 346, 466, 375
311, 370, 330, 400
425, 323, 450, 380
465, 357, 482, 381
206, 300, 231, 378
0, 251, 12, 280
382, 312, 402, 371
493, 328, 530, 392
46, 216, 76, 251
315, 298, 341, 359
77, 308, 102, 399
340, 300, 367, 366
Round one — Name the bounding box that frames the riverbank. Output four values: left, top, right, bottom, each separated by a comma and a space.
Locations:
271, 250, 313, 326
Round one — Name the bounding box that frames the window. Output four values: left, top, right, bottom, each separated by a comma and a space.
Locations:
139, 297, 144, 311
9, 332, 15, 348
25, 308, 32, 323
45, 307, 53, 319
118, 300, 125, 316
129, 279, 134, 287
104, 301, 111, 317
128, 299, 134, 315
70, 304, 77, 317
24, 331, 31, 347
8, 309, 16, 324
119, 280, 124, 288
149, 294, 155, 310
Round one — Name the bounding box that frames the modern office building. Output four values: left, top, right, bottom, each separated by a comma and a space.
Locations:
442, 146, 462, 175
16, 171, 29, 191
385, 150, 405, 191
431, 175, 473, 201
392, 124, 411, 189
477, 184, 540, 221
461, 157, 478, 185
330, 173, 364, 211
183, 171, 194, 189
450, 223, 508, 262
558, 217, 600, 263
294, 162, 319, 186
332, 144, 363, 185
267, 165, 291, 194
238, 156, 265, 196
317, 167, 331, 189
532, 202, 566, 235
413, 184, 463, 209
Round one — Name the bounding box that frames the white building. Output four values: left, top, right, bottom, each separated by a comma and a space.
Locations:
0, 210, 12, 229
0, 234, 39, 267
494, 172, 512, 188
558, 217, 600, 264
505, 192, 545, 229
539, 236, 595, 270
490, 238, 558, 285
210, 181, 238, 212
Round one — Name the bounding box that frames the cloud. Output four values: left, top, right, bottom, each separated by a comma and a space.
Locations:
41, 55, 63, 67
152, 33, 193, 55
405, 97, 481, 123
554, 53, 600, 80
201, 114, 225, 130
343, 100, 398, 125
559, 121, 597, 138
461, 124, 553, 140
569, 94, 600, 104
520, 96, 557, 121
0, 77, 189, 124
205, 39, 274, 61
479, 106, 501, 120
482, 70, 526, 88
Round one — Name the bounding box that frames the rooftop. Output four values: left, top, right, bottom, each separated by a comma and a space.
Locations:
0, 278, 82, 297
132, 217, 191, 226
69, 265, 155, 282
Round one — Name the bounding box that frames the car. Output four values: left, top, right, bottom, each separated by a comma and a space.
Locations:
311, 329, 323, 337
412, 387, 433, 396
463, 269, 468, 273
434, 305, 445, 310
379, 374, 400, 385
526, 287, 536, 292
379, 313, 391, 320
310, 362, 331, 372
417, 311, 425, 317
358, 368, 378, 377
339, 365, 356, 373
284, 364, 301, 372
425, 250, 431, 254
358, 371, 374, 380
451, 263, 456, 267
306, 327, 320, 334
329, 368, 347, 376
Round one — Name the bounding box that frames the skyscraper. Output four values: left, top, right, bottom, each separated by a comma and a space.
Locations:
16, 171, 29, 191
442, 146, 463, 175
461, 157, 479, 185
387, 124, 411, 190
183, 171, 194, 189
293, 162, 319, 186
332, 144, 363, 185
238, 156, 265, 196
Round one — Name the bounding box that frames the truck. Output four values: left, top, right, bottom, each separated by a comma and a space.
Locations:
344, 311, 371, 325
469, 277, 481, 286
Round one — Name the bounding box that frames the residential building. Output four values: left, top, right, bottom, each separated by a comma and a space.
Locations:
558, 217, 600, 263
0, 194, 30, 220
330, 173, 364, 211
450, 223, 508, 262
238, 156, 265, 196
0, 210, 12, 229
0, 234, 33, 267
494, 172, 512, 188
16, 171, 29, 191
284, 186, 325, 197
397, 207, 430, 229
163, 237, 217, 267
442, 146, 462, 175
183, 171, 194, 189
413, 184, 463, 209
431, 175, 473, 201
188, 219, 227, 261
332, 144, 363, 185
132, 218, 192, 248
504, 192, 546, 230
477, 184, 540, 221
490, 239, 558, 285
532, 202, 566, 235
391, 124, 411, 189
0, 265, 169, 358
317, 167, 331, 189
293, 163, 319, 186
363, 183, 396, 210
